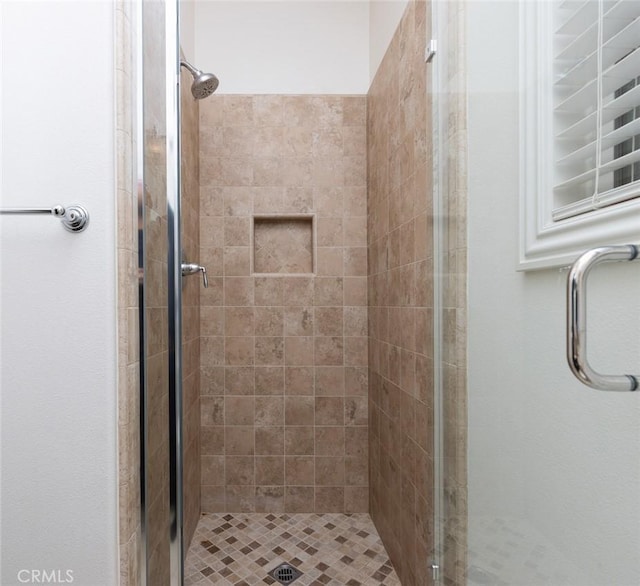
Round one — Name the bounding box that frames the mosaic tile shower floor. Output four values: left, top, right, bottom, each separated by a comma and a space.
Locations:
185, 513, 401, 585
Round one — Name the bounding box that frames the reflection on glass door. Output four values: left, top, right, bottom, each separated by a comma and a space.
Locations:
139, 0, 172, 583
433, 1, 640, 584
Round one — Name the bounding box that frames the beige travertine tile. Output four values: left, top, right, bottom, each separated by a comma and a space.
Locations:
223, 277, 254, 306
344, 276, 368, 306
223, 96, 254, 126
314, 336, 344, 366
283, 127, 313, 156
345, 367, 367, 397
224, 336, 254, 366
284, 336, 314, 366
344, 216, 367, 247
224, 306, 254, 337
222, 186, 253, 216
254, 306, 284, 336
255, 456, 284, 486
344, 306, 367, 337
254, 366, 284, 396
224, 216, 250, 246
283, 186, 313, 212
285, 486, 315, 512
345, 456, 368, 486
283, 95, 314, 126
315, 426, 345, 456
254, 276, 284, 306
254, 336, 285, 366
315, 397, 344, 426
314, 306, 343, 337
200, 366, 224, 396
317, 217, 343, 246
254, 218, 313, 274
201, 397, 224, 426
225, 366, 254, 396
225, 396, 255, 426
284, 426, 314, 455
253, 95, 284, 126
343, 97, 367, 126
201, 426, 224, 455
199, 93, 368, 514
345, 336, 368, 367
285, 366, 314, 395
201, 456, 224, 485
315, 366, 345, 396
284, 396, 315, 426
255, 426, 284, 455
285, 455, 315, 486
313, 277, 343, 306
253, 186, 284, 213
284, 306, 314, 336
226, 457, 254, 485
316, 247, 344, 276
185, 513, 399, 584
226, 485, 254, 511
366, 1, 445, 584
315, 459, 345, 486
225, 426, 254, 455
255, 396, 284, 427
314, 186, 344, 216
344, 247, 367, 276
199, 95, 223, 129
283, 276, 314, 305
255, 486, 285, 513
315, 487, 345, 513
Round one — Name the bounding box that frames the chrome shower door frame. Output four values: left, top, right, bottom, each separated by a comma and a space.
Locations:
166, 0, 184, 583
137, 0, 185, 584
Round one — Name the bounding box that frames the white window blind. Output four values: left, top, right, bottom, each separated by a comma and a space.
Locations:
553, 0, 640, 221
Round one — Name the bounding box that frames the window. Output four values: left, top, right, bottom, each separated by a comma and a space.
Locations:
520, 0, 640, 269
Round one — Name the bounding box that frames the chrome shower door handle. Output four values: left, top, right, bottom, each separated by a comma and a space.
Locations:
181, 262, 208, 288
566, 244, 639, 392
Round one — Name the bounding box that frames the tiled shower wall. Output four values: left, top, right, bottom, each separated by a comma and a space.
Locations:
367, 1, 435, 585
198, 95, 369, 514
180, 63, 201, 550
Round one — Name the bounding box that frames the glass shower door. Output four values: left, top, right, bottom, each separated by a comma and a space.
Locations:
433, 1, 640, 584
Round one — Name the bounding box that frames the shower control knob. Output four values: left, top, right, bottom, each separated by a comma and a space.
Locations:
200, 266, 208, 288
181, 262, 208, 288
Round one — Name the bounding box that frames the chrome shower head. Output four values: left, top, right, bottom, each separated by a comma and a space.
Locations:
180, 59, 219, 100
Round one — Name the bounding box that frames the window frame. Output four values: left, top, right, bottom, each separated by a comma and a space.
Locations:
519, 0, 640, 271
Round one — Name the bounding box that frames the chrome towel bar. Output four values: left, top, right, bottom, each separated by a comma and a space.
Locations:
567, 244, 639, 392
0, 204, 89, 232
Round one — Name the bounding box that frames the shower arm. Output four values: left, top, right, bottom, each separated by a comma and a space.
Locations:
180, 59, 200, 77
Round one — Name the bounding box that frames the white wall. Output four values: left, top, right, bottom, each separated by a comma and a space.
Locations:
193, 1, 370, 94
181, 0, 196, 61
466, 2, 640, 584
369, 0, 408, 83
188, 0, 408, 93
0, 2, 118, 584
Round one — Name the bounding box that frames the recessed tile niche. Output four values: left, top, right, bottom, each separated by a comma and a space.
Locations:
252, 215, 314, 274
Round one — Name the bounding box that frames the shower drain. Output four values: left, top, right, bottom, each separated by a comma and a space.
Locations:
269, 562, 303, 584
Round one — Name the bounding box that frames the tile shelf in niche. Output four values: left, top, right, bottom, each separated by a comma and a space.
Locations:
251, 214, 315, 275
